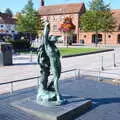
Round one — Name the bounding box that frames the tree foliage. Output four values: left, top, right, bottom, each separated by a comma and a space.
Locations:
100, 11, 116, 33
80, 11, 102, 32
5, 8, 13, 17
16, 0, 43, 40
89, 0, 110, 11
80, 10, 116, 33
80, 0, 116, 44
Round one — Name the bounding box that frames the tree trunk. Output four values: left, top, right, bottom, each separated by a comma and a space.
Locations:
29, 33, 33, 44
95, 31, 98, 47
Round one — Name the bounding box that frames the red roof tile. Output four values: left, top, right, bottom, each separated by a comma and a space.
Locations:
39, 3, 85, 15
112, 10, 120, 24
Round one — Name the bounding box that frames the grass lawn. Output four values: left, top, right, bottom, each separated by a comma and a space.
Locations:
59, 47, 102, 56
20, 47, 103, 56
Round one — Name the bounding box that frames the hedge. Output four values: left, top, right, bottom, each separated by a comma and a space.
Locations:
7, 39, 31, 52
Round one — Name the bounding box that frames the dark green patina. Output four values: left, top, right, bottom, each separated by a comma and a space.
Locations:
36, 20, 65, 106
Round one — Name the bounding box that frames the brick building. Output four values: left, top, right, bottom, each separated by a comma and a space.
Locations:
39, 1, 86, 43
39, 1, 120, 45
79, 10, 120, 45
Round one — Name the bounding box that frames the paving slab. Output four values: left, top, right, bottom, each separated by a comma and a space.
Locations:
11, 96, 92, 120
1, 77, 120, 120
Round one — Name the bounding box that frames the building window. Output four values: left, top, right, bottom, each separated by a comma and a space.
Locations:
117, 34, 120, 44
52, 16, 55, 21
84, 35, 87, 38
47, 16, 50, 20
92, 34, 102, 43
7, 25, 11, 30
12, 31, 15, 33
1, 25, 3, 28
53, 25, 57, 31
108, 35, 111, 38
118, 25, 120, 31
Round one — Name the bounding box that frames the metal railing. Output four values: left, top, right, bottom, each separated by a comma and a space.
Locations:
76, 68, 120, 82
0, 76, 39, 95
1, 67, 120, 96
0, 69, 77, 95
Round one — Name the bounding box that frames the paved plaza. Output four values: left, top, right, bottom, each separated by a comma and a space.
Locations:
0, 75, 120, 120
0, 47, 120, 83
0, 47, 120, 120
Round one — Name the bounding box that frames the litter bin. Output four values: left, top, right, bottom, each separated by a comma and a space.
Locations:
0, 42, 12, 66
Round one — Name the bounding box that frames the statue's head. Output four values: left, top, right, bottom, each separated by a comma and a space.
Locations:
49, 35, 57, 43
44, 19, 49, 25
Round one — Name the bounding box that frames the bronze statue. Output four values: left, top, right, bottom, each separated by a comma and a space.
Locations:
36, 20, 65, 106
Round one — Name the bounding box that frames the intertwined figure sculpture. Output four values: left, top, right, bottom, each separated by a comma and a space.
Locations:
36, 20, 65, 106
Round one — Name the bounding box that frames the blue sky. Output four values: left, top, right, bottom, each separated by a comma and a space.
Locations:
0, 0, 119, 14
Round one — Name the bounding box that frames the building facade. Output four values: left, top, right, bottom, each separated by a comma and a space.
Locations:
39, 1, 120, 45
39, 2, 86, 43
0, 12, 17, 40
79, 10, 120, 45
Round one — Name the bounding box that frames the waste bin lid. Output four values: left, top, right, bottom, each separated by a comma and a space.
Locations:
0, 42, 11, 45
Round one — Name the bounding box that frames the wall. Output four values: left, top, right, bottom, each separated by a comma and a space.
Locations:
41, 13, 79, 41
0, 24, 17, 35
79, 32, 120, 45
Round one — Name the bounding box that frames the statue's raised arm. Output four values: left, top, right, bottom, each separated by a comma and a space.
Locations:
43, 20, 50, 46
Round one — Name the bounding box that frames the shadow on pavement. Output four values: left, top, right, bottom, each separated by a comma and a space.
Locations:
89, 97, 120, 109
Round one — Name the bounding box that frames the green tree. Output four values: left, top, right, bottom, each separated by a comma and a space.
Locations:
89, 0, 110, 11
5, 8, 13, 17
80, 11, 102, 32
100, 11, 116, 44
16, 0, 43, 42
80, 0, 116, 45
35, 11, 44, 33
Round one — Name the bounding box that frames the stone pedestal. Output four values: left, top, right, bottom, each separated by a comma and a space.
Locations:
0, 42, 12, 66
11, 96, 92, 120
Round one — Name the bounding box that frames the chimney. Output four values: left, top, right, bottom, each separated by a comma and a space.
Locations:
41, 0, 44, 6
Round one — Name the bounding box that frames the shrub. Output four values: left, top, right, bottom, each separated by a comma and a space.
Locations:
7, 39, 31, 52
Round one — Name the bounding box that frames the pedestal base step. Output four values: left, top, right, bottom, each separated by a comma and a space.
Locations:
11, 96, 92, 120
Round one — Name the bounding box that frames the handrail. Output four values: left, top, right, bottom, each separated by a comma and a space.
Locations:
0, 69, 76, 86
77, 68, 120, 75
0, 68, 120, 86
0, 68, 119, 95
0, 76, 40, 86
